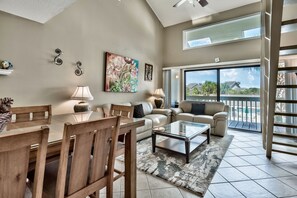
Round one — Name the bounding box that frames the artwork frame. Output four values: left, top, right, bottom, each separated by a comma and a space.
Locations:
144, 63, 153, 81
104, 52, 139, 93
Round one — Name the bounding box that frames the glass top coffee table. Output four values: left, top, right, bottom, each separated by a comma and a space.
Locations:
152, 121, 210, 163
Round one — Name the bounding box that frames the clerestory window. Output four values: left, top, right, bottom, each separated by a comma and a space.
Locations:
183, 13, 261, 50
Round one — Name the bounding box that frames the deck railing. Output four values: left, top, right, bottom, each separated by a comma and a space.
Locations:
186, 95, 261, 125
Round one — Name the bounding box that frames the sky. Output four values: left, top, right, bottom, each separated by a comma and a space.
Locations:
186, 67, 260, 88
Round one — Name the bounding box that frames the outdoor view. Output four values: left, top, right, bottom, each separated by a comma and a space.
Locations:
185, 67, 261, 131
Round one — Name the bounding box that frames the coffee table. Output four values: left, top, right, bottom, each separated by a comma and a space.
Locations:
152, 121, 210, 163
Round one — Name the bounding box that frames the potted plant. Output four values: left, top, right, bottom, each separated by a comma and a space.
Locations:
0, 97, 14, 132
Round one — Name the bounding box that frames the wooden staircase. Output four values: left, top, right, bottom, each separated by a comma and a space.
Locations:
262, 0, 297, 157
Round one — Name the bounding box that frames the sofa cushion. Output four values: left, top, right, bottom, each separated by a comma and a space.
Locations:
133, 117, 153, 134
191, 103, 205, 115
176, 113, 194, 122
193, 115, 214, 127
144, 114, 168, 127
130, 101, 153, 115
133, 104, 145, 118
204, 102, 225, 115
179, 101, 192, 113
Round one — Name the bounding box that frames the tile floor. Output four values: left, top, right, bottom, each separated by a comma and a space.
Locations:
100, 129, 297, 198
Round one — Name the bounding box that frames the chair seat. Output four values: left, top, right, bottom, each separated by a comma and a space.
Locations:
176, 113, 194, 122
28, 157, 71, 198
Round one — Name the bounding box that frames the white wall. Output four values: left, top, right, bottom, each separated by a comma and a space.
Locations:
0, 0, 164, 114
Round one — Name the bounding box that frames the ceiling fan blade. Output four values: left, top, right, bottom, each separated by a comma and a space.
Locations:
173, 0, 187, 7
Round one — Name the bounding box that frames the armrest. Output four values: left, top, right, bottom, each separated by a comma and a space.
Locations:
96, 107, 105, 117
151, 109, 172, 116
171, 108, 183, 116
213, 112, 228, 120
224, 105, 230, 113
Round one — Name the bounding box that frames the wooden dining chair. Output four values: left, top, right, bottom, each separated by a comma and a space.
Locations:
110, 104, 134, 119
109, 104, 134, 181
7, 105, 52, 130
0, 126, 49, 198
33, 116, 121, 198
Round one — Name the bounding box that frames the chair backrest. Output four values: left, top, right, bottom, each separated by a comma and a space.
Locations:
110, 104, 134, 118
0, 126, 49, 198
55, 116, 121, 198
7, 105, 52, 130
179, 101, 226, 115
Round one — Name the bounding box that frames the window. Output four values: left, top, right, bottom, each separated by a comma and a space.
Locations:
187, 37, 211, 48
185, 70, 218, 101
243, 28, 261, 38
183, 13, 261, 50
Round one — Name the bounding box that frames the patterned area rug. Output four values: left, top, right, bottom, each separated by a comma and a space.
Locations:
136, 135, 233, 197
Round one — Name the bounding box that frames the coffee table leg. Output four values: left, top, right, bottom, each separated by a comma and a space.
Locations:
207, 129, 210, 144
185, 140, 190, 163
152, 132, 156, 153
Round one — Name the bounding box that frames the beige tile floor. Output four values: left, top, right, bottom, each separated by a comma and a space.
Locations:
100, 129, 297, 198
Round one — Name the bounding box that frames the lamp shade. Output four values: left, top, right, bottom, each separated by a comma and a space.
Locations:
71, 86, 94, 101
154, 88, 165, 98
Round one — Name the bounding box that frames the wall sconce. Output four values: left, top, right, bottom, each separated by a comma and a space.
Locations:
54, 48, 63, 65
75, 61, 83, 76
175, 74, 179, 79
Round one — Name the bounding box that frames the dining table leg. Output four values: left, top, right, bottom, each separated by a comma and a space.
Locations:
124, 128, 137, 198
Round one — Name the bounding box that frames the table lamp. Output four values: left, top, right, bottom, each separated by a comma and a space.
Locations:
154, 88, 165, 108
71, 86, 94, 112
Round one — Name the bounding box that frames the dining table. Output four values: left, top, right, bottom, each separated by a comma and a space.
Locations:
2, 111, 144, 198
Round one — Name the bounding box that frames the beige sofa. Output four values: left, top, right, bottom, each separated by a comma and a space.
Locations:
171, 101, 229, 136
98, 101, 172, 141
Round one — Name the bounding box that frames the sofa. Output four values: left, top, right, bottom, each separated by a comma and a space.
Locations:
98, 101, 172, 141
171, 100, 229, 136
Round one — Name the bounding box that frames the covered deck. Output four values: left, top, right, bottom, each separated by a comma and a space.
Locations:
228, 120, 261, 132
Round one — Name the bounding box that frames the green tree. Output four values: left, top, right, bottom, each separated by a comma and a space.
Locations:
192, 87, 200, 95
186, 87, 190, 96
202, 81, 217, 95
220, 82, 231, 94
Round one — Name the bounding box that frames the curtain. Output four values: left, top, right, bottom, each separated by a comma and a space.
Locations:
163, 70, 171, 109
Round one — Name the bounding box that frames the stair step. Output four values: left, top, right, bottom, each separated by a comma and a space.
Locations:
274, 123, 297, 128
272, 141, 297, 148
273, 135, 297, 144
275, 100, 297, 103
272, 149, 297, 156
275, 112, 297, 117
278, 67, 297, 73
282, 19, 297, 26
280, 45, 297, 51
277, 85, 297, 88
273, 132, 297, 138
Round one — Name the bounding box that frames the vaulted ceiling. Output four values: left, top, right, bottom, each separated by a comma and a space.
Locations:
146, 0, 260, 27
0, 0, 77, 23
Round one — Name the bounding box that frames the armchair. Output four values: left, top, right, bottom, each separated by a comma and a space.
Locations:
172, 101, 229, 136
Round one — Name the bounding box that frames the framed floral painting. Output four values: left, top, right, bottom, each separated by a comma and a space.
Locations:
104, 52, 139, 93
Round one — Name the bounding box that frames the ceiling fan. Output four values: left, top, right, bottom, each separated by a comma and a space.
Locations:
173, 0, 208, 8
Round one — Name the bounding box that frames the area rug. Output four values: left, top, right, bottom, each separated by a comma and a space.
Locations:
136, 135, 233, 197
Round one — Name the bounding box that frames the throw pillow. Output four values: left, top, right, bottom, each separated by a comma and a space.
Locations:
133, 104, 145, 118
191, 103, 205, 115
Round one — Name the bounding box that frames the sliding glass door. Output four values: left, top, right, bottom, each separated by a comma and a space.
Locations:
184, 66, 261, 132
